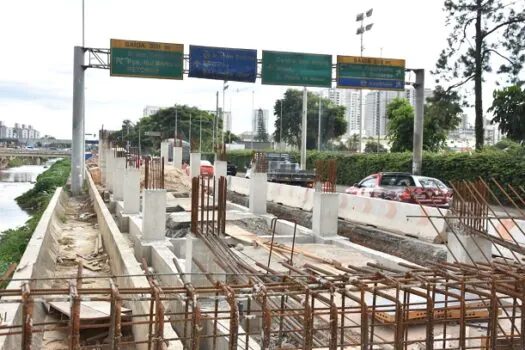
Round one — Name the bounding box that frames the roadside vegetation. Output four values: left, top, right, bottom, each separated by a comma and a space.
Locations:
0, 159, 70, 279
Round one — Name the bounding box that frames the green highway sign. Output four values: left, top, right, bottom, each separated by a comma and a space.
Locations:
337, 55, 405, 90
110, 39, 184, 80
261, 50, 332, 87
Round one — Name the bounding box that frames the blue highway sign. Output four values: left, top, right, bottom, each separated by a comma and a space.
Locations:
189, 45, 258, 82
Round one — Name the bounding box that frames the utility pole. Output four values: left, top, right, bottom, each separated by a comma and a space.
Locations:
356, 8, 374, 153
213, 91, 218, 152
300, 87, 308, 170
71, 46, 85, 196
280, 99, 283, 150
189, 114, 192, 147
174, 107, 178, 141
138, 123, 141, 157
221, 81, 229, 146
199, 116, 202, 152
251, 90, 254, 150
378, 47, 383, 153
412, 69, 425, 175
318, 92, 322, 152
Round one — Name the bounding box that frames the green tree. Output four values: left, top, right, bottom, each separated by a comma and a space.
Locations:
255, 109, 269, 142
387, 90, 463, 152
364, 141, 387, 153
346, 134, 359, 153
273, 89, 347, 149
488, 85, 525, 142
433, 0, 525, 151
224, 131, 241, 143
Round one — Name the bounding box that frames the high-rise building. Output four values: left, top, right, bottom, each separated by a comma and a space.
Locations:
0, 121, 40, 140
364, 88, 434, 137
321, 89, 361, 136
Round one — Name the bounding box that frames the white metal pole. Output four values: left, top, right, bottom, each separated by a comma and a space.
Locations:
199, 117, 202, 152
359, 21, 364, 153
82, 0, 85, 47
318, 93, 322, 151
280, 99, 283, 150
175, 107, 178, 141
71, 46, 85, 196
189, 113, 192, 147
251, 90, 254, 150
222, 81, 226, 146
300, 87, 308, 170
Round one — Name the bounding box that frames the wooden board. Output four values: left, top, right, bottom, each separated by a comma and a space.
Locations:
49, 301, 131, 320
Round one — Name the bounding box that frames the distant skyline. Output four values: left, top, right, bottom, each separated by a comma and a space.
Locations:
0, 0, 508, 139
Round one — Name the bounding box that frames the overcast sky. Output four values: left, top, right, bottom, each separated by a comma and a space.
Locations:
0, 0, 504, 139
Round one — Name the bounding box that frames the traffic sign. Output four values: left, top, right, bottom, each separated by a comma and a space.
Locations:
189, 45, 257, 82
144, 131, 161, 137
336, 55, 405, 90
110, 39, 184, 80
261, 50, 332, 87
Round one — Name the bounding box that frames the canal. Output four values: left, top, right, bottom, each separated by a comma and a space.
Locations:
0, 164, 47, 233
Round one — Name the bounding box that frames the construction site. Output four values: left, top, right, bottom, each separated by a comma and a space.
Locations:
1, 134, 525, 350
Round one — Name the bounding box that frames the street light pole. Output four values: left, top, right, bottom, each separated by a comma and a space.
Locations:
356, 8, 374, 153
221, 81, 229, 146
280, 99, 283, 150
251, 90, 255, 150
318, 93, 322, 152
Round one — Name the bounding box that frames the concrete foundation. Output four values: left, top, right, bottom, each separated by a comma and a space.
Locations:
249, 172, 267, 214
160, 141, 169, 164
447, 229, 492, 264
312, 192, 339, 237
173, 146, 183, 169
113, 157, 126, 201
123, 168, 141, 214
190, 152, 201, 179
142, 189, 167, 240
214, 160, 227, 197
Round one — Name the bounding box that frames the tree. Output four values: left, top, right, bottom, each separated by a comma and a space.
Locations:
387, 99, 416, 152
488, 85, 525, 142
255, 109, 269, 142
224, 131, 241, 143
387, 90, 463, 152
273, 89, 347, 149
364, 141, 387, 153
346, 135, 360, 153
433, 0, 525, 151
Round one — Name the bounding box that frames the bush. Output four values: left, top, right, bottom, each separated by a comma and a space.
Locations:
221, 148, 525, 202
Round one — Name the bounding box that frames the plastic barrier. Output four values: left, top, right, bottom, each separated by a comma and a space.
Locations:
488, 218, 525, 259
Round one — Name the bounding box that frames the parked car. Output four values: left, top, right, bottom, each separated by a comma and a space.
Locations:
200, 160, 214, 177
227, 162, 237, 176
345, 172, 452, 207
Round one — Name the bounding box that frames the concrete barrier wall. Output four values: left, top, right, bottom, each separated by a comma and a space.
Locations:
0, 187, 64, 350
338, 193, 447, 241
229, 177, 447, 240
86, 169, 182, 350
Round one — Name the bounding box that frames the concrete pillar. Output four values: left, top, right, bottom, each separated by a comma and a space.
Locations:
447, 228, 492, 264
184, 234, 194, 283
214, 160, 227, 197
35, 157, 41, 165
113, 157, 126, 201
105, 150, 114, 192
123, 168, 141, 214
142, 189, 167, 240
160, 141, 169, 164
190, 153, 201, 179
312, 192, 339, 237
249, 172, 267, 214
173, 147, 183, 169
99, 142, 106, 184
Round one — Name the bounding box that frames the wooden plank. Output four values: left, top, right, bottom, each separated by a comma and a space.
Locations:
49, 301, 130, 320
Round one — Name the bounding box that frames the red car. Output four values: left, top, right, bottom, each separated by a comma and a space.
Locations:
200, 160, 214, 177
345, 172, 452, 207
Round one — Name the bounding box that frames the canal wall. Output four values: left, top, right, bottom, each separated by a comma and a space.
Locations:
0, 187, 65, 350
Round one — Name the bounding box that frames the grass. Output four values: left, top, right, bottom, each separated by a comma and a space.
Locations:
0, 159, 71, 281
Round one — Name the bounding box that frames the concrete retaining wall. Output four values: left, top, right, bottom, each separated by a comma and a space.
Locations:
229, 176, 446, 241
0, 187, 65, 350
86, 169, 182, 349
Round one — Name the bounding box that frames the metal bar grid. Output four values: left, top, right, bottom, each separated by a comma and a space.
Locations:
143, 156, 165, 190
315, 159, 337, 193
1, 259, 524, 349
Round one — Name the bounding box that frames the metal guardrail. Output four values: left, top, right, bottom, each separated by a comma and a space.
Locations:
0, 149, 71, 157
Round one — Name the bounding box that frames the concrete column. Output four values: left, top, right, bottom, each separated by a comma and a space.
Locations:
35, 158, 41, 165
184, 234, 194, 283
447, 227, 491, 264
214, 160, 227, 197
113, 157, 126, 201
71, 46, 85, 196
190, 153, 201, 179
99, 142, 106, 184
123, 168, 141, 214
160, 141, 169, 164
105, 150, 114, 192
142, 189, 167, 240
312, 192, 339, 237
249, 172, 267, 214
173, 147, 183, 169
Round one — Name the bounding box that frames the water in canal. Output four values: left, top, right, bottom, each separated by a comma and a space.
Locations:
0, 164, 46, 233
